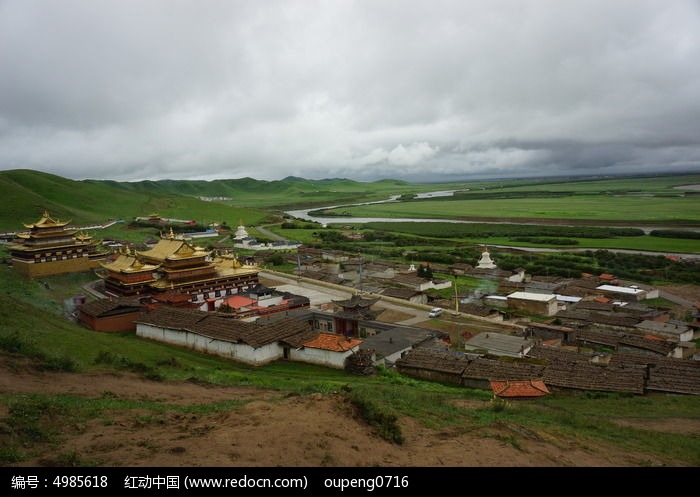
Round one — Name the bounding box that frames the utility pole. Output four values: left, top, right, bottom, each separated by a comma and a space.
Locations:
454, 275, 459, 313
358, 251, 363, 293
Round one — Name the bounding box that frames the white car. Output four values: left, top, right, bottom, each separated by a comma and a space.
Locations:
428, 308, 443, 318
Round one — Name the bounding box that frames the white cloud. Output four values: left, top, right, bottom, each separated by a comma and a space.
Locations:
387, 143, 439, 166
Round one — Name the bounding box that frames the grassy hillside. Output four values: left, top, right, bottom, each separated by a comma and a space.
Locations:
0, 170, 267, 231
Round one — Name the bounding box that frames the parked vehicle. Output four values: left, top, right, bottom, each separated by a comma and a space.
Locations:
428, 308, 443, 318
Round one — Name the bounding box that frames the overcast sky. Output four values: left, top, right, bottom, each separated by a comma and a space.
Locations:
1, 0, 699, 182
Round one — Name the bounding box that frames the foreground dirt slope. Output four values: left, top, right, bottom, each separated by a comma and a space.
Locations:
0, 357, 679, 467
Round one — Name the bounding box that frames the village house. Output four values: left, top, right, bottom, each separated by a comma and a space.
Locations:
575, 328, 680, 357
490, 380, 550, 399
135, 307, 364, 368
464, 332, 534, 358
297, 246, 350, 263
287, 333, 363, 368
212, 289, 310, 319
457, 302, 504, 320
358, 327, 440, 366
596, 284, 648, 302
526, 323, 578, 344
380, 287, 428, 305
608, 353, 700, 395
448, 262, 473, 275
397, 344, 700, 395
395, 349, 473, 385
554, 308, 643, 331
635, 320, 694, 342
391, 273, 453, 292
506, 291, 558, 316
315, 295, 384, 338
77, 297, 143, 332
484, 295, 508, 309
461, 358, 545, 390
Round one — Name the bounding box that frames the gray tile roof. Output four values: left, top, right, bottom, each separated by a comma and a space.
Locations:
136, 307, 316, 348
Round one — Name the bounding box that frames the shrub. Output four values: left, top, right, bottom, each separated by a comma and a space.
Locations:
346, 388, 404, 444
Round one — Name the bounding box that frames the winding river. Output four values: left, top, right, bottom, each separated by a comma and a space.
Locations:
284, 190, 700, 259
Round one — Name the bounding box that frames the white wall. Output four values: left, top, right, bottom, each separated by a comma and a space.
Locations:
136, 323, 283, 365
645, 288, 660, 299
288, 346, 358, 369
421, 280, 452, 291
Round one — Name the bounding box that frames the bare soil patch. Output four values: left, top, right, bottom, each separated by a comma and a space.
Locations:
660, 284, 700, 305
0, 355, 684, 467
373, 307, 415, 323
611, 418, 700, 435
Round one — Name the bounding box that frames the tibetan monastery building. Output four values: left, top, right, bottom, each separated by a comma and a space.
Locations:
97, 250, 159, 297
99, 231, 259, 301
9, 210, 108, 277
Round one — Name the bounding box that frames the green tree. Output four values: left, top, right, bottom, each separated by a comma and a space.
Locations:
417, 264, 433, 279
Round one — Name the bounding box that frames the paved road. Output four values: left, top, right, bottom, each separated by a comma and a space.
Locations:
259, 270, 512, 332
255, 225, 287, 241
659, 290, 697, 308
484, 244, 700, 260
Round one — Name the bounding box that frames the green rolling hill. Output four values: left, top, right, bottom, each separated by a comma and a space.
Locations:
90, 175, 423, 208
0, 170, 268, 231
0, 169, 436, 232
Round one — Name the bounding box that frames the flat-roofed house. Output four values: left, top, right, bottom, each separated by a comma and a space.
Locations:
596, 284, 647, 302
507, 291, 558, 316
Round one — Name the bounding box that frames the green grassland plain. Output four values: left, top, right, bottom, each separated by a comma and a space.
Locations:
319, 195, 700, 224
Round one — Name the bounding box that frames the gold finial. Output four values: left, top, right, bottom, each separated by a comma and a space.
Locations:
231, 253, 241, 268
169, 227, 175, 240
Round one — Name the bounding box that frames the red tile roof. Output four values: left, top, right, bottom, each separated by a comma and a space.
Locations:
224, 295, 256, 309
302, 333, 362, 352
594, 296, 612, 303
599, 273, 615, 280
490, 380, 550, 398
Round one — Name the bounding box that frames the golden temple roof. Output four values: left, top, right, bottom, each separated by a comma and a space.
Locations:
137, 239, 209, 262
75, 231, 92, 242
23, 210, 71, 229
213, 257, 258, 277
100, 254, 160, 273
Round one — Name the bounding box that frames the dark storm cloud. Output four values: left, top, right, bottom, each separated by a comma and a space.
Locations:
0, 0, 698, 181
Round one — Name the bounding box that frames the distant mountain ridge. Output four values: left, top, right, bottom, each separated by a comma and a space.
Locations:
88, 175, 411, 197
0, 169, 268, 231
0, 169, 417, 231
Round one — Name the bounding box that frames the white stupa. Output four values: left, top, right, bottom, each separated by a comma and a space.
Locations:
233, 220, 249, 240
476, 247, 497, 269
